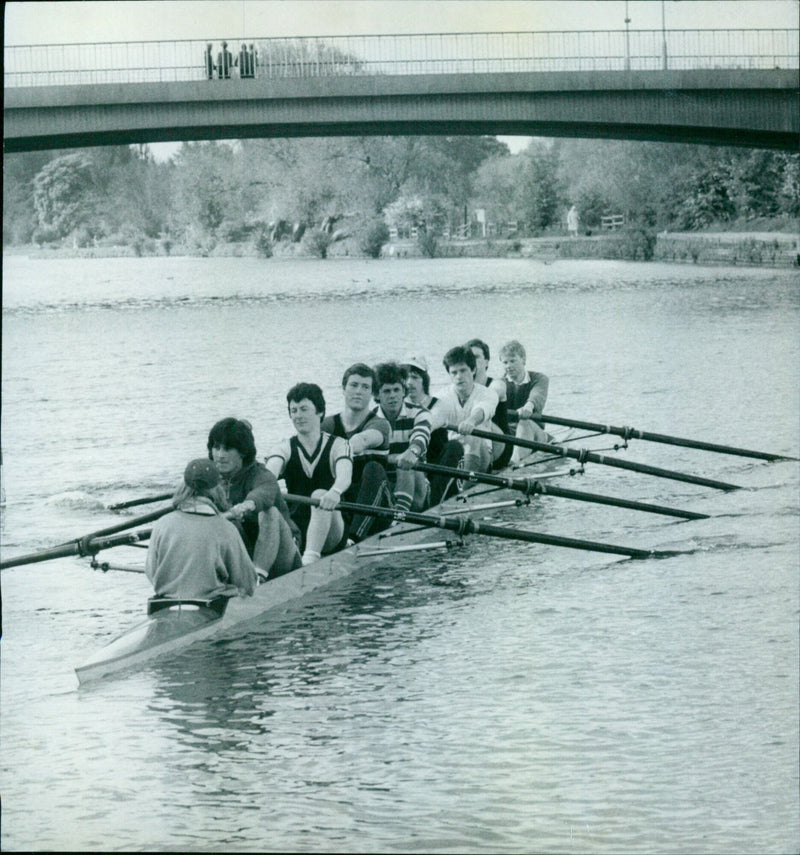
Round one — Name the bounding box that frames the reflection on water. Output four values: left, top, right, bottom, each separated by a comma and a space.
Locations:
2, 256, 798, 853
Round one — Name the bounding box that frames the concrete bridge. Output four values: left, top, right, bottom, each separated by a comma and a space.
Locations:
4, 29, 798, 152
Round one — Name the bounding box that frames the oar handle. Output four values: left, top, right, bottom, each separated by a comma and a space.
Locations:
539, 414, 796, 461
451, 425, 741, 492
284, 494, 686, 561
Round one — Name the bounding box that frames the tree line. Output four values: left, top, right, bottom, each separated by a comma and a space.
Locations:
3, 136, 797, 258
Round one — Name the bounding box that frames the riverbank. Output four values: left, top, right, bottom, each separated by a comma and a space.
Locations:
6, 229, 798, 267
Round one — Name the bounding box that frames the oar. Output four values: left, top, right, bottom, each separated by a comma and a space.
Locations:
54, 506, 174, 548
109, 492, 173, 511
412, 461, 709, 520
285, 494, 687, 560
0, 528, 153, 570
447, 425, 741, 492
538, 414, 797, 461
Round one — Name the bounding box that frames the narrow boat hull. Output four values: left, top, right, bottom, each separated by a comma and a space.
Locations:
76, 602, 227, 684
75, 457, 569, 685
75, 526, 454, 685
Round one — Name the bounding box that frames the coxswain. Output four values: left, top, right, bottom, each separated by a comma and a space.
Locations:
145, 458, 257, 600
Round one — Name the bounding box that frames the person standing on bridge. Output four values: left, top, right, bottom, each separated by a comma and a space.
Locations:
217, 41, 234, 79
204, 43, 215, 80
239, 43, 256, 79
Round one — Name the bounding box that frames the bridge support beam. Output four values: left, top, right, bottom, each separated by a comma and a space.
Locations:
5, 69, 798, 152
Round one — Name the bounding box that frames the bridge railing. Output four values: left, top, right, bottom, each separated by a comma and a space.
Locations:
4, 29, 797, 87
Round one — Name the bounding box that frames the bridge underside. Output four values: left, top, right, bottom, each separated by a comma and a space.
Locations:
5, 70, 798, 152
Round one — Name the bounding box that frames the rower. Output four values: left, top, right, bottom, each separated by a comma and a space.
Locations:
321, 363, 393, 541
499, 340, 551, 465
208, 417, 301, 577
402, 354, 448, 466
265, 383, 353, 566
145, 458, 257, 600
428, 345, 499, 495
466, 338, 513, 470
373, 361, 432, 512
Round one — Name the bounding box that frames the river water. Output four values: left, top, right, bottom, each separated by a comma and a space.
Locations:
1, 254, 798, 853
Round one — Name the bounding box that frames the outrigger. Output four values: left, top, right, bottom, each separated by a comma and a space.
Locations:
0, 418, 793, 685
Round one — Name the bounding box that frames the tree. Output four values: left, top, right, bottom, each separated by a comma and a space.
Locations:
472, 152, 521, 227
3, 151, 54, 244
518, 142, 560, 231
32, 153, 100, 239
171, 142, 237, 236
359, 218, 390, 258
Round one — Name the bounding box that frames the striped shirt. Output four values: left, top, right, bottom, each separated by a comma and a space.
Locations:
377, 402, 433, 458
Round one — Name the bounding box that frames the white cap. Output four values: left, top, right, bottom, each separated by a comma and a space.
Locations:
402, 354, 429, 374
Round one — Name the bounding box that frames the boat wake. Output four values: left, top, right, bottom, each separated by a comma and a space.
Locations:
44, 491, 106, 511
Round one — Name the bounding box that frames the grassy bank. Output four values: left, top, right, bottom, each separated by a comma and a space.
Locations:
7, 228, 798, 268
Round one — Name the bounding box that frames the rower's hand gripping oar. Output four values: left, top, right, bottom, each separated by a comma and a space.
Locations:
538, 414, 797, 462
412, 461, 709, 520
285, 494, 689, 560
448, 425, 741, 492
0, 528, 154, 570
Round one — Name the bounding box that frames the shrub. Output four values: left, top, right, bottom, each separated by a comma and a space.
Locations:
253, 226, 273, 258
304, 228, 332, 259
418, 230, 438, 258
33, 226, 61, 246
359, 219, 390, 258
218, 218, 255, 242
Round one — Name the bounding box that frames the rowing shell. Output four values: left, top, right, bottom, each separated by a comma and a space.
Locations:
75, 460, 568, 685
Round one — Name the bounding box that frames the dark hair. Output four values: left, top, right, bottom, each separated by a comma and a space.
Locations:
286, 382, 326, 416
443, 345, 476, 372
374, 361, 407, 391
404, 365, 430, 394
465, 338, 490, 360
207, 417, 256, 466
341, 362, 376, 391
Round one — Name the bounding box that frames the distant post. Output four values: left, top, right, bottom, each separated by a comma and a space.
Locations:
624, 1, 631, 70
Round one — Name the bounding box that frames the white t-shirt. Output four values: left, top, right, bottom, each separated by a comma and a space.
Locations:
430, 383, 499, 451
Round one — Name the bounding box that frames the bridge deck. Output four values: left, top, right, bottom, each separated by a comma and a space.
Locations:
4, 30, 798, 151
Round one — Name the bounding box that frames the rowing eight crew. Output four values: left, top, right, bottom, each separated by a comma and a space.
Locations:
145, 339, 549, 601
